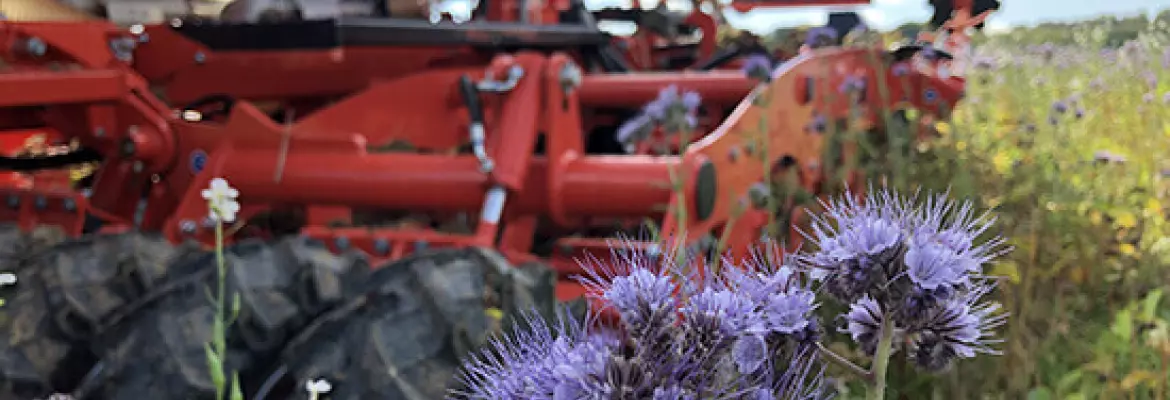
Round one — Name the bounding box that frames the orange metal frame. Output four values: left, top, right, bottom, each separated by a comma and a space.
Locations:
0, 0, 983, 306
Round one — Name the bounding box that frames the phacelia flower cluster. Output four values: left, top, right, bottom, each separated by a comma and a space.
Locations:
742, 54, 775, 81
802, 188, 1009, 372
616, 85, 702, 154
453, 244, 832, 400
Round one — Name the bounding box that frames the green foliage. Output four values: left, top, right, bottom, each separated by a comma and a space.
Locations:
875, 17, 1170, 399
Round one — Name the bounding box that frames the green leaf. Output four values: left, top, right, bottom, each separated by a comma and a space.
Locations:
230, 292, 242, 324
1057, 369, 1084, 392
229, 374, 245, 400
1027, 387, 1053, 400
204, 343, 225, 392
1140, 289, 1163, 322
1111, 307, 1134, 341
1120, 370, 1157, 390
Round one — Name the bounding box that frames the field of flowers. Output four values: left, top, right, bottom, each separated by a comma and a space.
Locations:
878, 21, 1170, 399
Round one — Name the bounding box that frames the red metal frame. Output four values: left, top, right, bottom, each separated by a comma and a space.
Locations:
0, 0, 984, 307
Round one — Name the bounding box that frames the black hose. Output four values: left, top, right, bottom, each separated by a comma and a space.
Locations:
252, 364, 289, 400
0, 148, 102, 172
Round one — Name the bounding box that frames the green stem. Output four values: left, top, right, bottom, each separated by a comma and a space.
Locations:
214, 219, 227, 400
815, 342, 873, 382
866, 317, 896, 400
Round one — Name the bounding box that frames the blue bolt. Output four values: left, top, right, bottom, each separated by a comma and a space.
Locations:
373, 239, 390, 255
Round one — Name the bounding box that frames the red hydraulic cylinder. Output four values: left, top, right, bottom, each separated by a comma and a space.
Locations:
577, 72, 756, 107
553, 155, 676, 218
212, 150, 676, 218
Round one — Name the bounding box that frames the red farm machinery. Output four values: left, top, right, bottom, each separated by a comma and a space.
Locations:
0, 0, 997, 398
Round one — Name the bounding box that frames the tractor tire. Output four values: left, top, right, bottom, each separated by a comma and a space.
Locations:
82, 237, 370, 400
0, 231, 202, 400
273, 248, 558, 400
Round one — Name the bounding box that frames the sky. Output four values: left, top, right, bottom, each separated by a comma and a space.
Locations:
433, 0, 1170, 34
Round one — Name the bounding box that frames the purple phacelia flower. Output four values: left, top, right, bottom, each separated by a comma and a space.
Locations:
605, 268, 678, 328
682, 287, 762, 337
453, 309, 615, 399
1143, 92, 1155, 103
681, 91, 702, 111
974, 58, 993, 70
907, 284, 1006, 372
1089, 78, 1104, 90
1051, 101, 1067, 114
909, 193, 1006, 274
760, 290, 818, 334
743, 54, 774, 80
1073, 108, 1085, 119
616, 85, 702, 152
904, 242, 965, 290
804, 27, 838, 49
1093, 150, 1127, 164
803, 187, 1008, 373
616, 113, 653, 144
563, 239, 832, 398
892, 63, 910, 77
732, 334, 769, 374
843, 294, 883, 355
653, 385, 697, 400
837, 75, 866, 95
806, 115, 828, 134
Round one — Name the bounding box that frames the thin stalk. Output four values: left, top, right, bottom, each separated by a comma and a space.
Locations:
815, 342, 873, 382
671, 125, 695, 268
213, 220, 227, 400
866, 317, 897, 400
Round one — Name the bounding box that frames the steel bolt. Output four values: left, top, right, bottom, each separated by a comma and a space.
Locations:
179, 220, 197, 234
414, 240, 429, 252
6, 195, 19, 209
334, 237, 350, 250
63, 198, 76, 211
559, 63, 582, 90
373, 239, 390, 255
94, 127, 105, 137
132, 161, 144, 173
109, 37, 136, 63
194, 52, 206, 64
34, 196, 47, 210
24, 37, 47, 57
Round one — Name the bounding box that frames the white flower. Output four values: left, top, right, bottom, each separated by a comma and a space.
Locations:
201, 178, 240, 223
305, 379, 332, 395
0, 273, 15, 286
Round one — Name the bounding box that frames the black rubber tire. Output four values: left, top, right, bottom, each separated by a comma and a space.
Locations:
274, 247, 558, 400
82, 237, 370, 400
0, 230, 202, 400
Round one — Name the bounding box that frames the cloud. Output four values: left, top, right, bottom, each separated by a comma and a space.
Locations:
858, 6, 886, 27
